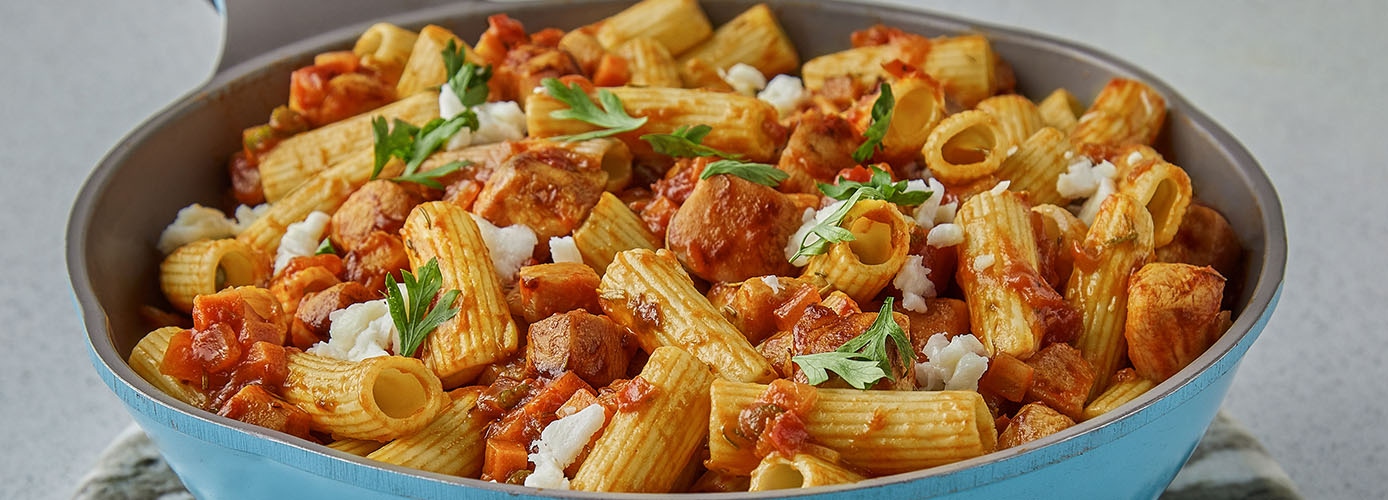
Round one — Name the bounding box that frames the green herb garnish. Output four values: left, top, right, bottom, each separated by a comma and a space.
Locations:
314, 237, 336, 256
792, 298, 916, 389
640, 124, 742, 159
851, 83, 895, 163
386, 257, 461, 358
370, 116, 472, 189
700, 159, 788, 187
790, 189, 864, 264
442, 40, 491, 111
818, 166, 930, 206
542, 78, 647, 141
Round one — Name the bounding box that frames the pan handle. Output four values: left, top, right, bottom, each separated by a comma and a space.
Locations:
208, 0, 468, 74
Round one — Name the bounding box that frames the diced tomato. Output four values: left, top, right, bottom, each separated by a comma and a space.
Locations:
191, 323, 241, 374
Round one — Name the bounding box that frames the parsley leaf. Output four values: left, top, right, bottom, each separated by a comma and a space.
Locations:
370, 116, 473, 188
640, 124, 742, 159
442, 40, 491, 110
700, 159, 788, 187
790, 189, 864, 264
818, 166, 931, 206
792, 298, 916, 389
542, 78, 647, 141
851, 83, 895, 163
314, 238, 335, 256
386, 257, 462, 358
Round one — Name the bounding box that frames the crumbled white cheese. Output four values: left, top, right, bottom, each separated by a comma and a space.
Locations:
935, 201, 958, 225
273, 211, 331, 273
893, 255, 936, 313
1077, 176, 1117, 225
470, 214, 537, 282
912, 178, 950, 229
720, 63, 767, 96
526, 404, 607, 490
926, 223, 964, 248
989, 180, 1011, 195
157, 203, 268, 254
439, 88, 467, 124
760, 275, 783, 294
1056, 156, 1118, 201
549, 236, 583, 264
1126, 151, 1144, 166
443, 101, 528, 151
972, 253, 996, 272
157, 204, 234, 254
786, 203, 840, 267
914, 332, 989, 391
1006, 145, 1019, 157
306, 299, 399, 362
758, 74, 808, 118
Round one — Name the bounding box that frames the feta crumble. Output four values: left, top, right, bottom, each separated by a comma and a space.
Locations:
273, 211, 331, 273
926, 223, 964, 248
549, 236, 583, 264
720, 63, 767, 96
758, 74, 808, 118
1056, 156, 1120, 225
912, 178, 952, 229
157, 203, 267, 254
470, 214, 537, 282
892, 255, 936, 313
989, 180, 1011, 195
1126, 151, 1144, 166
526, 404, 607, 490
760, 275, 783, 294
306, 299, 400, 362
914, 332, 989, 391
444, 101, 527, 151
972, 253, 996, 272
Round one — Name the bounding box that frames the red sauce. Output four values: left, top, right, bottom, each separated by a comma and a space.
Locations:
1000, 259, 1081, 345
735, 380, 818, 459
613, 376, 658, 412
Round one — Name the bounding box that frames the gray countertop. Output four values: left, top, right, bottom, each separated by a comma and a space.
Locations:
4, 1, 1382, 498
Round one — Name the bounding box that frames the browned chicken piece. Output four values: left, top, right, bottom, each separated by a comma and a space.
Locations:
665, 175, 803, 283
997, 402, 1075, 449
895, 297, 971, 355
343, 231, 410, 294
754, 330, 795, 379
330, 179, 423, 252
776, 110, 862, 193
526, 310, 630, 388
789, 305, 914, 390
1125, 263, 1227, 381
512, 262, 603, 324
504, 43, 582, 106
1156, 203, 1243, 286
707, 276, 822, 345
1024, 343, 1096, 421
291, 281, 375, 349
472, 148, 607, 249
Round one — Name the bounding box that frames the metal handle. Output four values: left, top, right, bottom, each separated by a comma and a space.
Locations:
209, 0, 464, 74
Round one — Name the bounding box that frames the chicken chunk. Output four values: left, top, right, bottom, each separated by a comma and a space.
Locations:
665, 175, 803, 283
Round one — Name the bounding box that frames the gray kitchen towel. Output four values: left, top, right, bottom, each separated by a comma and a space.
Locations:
73, 410, 1300, 499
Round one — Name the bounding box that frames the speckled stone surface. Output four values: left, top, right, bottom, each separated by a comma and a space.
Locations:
5, 1, 1385, 499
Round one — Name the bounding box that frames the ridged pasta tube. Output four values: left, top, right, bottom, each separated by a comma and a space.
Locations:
160, 238, 271, 313
281, 352, 446, 441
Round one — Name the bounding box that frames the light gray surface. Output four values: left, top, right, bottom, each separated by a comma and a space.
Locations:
3, 1, 1381, 499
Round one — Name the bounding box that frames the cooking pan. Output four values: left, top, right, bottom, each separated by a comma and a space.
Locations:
67, 1, 1286, 498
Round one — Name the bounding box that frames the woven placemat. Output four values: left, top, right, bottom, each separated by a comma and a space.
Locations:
71, 410, 1300, 499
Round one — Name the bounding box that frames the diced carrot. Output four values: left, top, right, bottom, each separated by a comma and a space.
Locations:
592, 53, 630, 87
977, 352, 1034, 402
483, 438, 530, 482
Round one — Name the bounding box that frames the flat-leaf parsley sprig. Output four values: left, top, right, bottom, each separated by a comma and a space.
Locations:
542, 77, 647, 141
370, 116, 471, 189
789, 189, 865, 264
792, 298, 916, 389
700, 160, 788, 187
818, 165, 931, 206
640, 124, 741, 159
851, 82, 895, 163
442, 40, 491, 115
386, 257, 461, 358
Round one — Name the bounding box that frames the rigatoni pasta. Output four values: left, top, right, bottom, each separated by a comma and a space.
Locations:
139, 9, 1248, 496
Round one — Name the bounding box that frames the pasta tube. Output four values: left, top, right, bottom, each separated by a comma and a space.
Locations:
327, 439, 384, 457
1117, 159, 1193, 247
1037, 88, 1083, 133
1066, 193, 1154, 400
708, 380, 996, 476
615, 37, 683, 88
160, 238, 272, 313
676, 3, 800, 78
922, 110, 1011, 185
594, 0, 713, 56
1071, 78, 1166, 148
128, 326, 207, 408
401, 202, 521, 387
366, 387, 488, 477
395, 25, 476, 97
995, 127, 1074, 207
748, 453, 865, 491
352, 23, 419, 86
281, 351, 446, 441
572, 192, 660, 273
1082, 368, 1156, 421
954, 191, 1045, 358
802, 200, 911, 304
571, 346, 714, 492
922, 34, 998, 108
975, 94, 1046, 147
598, 249, 776, 383
257, 91, 439, 202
